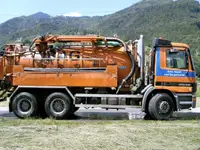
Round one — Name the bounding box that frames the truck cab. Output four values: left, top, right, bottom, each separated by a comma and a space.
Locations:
144, 38, 196, 119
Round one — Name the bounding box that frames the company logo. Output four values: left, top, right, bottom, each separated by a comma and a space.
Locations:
118, 66, 126, 69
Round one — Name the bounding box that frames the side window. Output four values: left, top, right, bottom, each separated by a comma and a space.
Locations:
166, 49, 188, 69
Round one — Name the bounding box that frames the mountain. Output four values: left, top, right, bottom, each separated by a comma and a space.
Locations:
29, 12, 51, 19
98, 0, 200, 45
0, 0, 200, 75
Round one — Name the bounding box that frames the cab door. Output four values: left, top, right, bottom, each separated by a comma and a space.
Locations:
154, 47, 196, 93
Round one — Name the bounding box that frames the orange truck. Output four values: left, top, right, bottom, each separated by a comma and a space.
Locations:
0, 35, 197, 120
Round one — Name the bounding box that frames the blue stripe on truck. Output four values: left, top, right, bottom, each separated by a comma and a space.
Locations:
155, 48, 196, 78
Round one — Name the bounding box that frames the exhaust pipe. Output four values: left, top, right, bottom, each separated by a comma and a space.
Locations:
137, 35, 145, 83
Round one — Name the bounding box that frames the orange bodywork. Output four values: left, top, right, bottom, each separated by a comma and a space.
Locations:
10, 65, 118, 87
0, 35, 132, 88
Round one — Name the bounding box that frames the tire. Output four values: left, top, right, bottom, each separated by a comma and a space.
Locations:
148, 93, 174, 120
144, 112, 154, 120
45, 92, 73, 119
12, 92, 38, 118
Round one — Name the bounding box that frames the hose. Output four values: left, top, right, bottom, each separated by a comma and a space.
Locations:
116, 51, 135, 94
103, 37, 136, 94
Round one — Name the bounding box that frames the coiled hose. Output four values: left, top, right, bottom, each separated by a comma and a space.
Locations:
116, 51, 135, 94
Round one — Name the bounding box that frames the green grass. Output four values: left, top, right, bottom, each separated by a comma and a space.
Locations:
0, 100, 8, 107
196, 84, 200, 107
0, 119, 200, 150
197, 98, 200, 108
196, 84, 200, 98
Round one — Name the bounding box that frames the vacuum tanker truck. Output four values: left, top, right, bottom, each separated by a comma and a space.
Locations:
0, 35, 196, 120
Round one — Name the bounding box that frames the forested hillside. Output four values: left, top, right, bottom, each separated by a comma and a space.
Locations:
0, 0, 200, 74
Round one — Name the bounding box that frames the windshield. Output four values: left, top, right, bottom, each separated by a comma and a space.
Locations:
166, 49, 188, 69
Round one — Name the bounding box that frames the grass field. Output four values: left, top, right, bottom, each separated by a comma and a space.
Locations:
196, 84, 200, 98
197, 98, 200, 107
0, 102, 199, 150
0, 100, 8, 107
0, 88, 199, 150
0, 119, 200, 150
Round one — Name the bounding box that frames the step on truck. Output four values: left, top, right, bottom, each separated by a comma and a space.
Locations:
0, 35, 197, 120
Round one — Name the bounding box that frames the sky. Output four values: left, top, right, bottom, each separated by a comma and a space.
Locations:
0, 0, 141, 23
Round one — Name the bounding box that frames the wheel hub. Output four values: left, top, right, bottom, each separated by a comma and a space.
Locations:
50, 98, 66, 115
19, 99, 31, 112
159, 101, 170, 114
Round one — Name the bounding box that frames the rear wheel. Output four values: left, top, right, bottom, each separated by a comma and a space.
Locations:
45, 92, 73, 119
148, 93, 174, 120
12, 92, 38, 118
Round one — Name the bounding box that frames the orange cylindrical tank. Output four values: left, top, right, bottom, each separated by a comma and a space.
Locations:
4, 46, 132, 83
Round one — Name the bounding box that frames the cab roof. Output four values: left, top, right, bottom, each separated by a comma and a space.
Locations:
171, 42, 189, 49
153, 38, 190, 49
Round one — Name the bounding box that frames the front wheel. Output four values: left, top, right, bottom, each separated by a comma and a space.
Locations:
148, 93, 174, 120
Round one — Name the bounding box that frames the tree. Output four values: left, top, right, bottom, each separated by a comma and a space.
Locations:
23, 39, 32, 46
